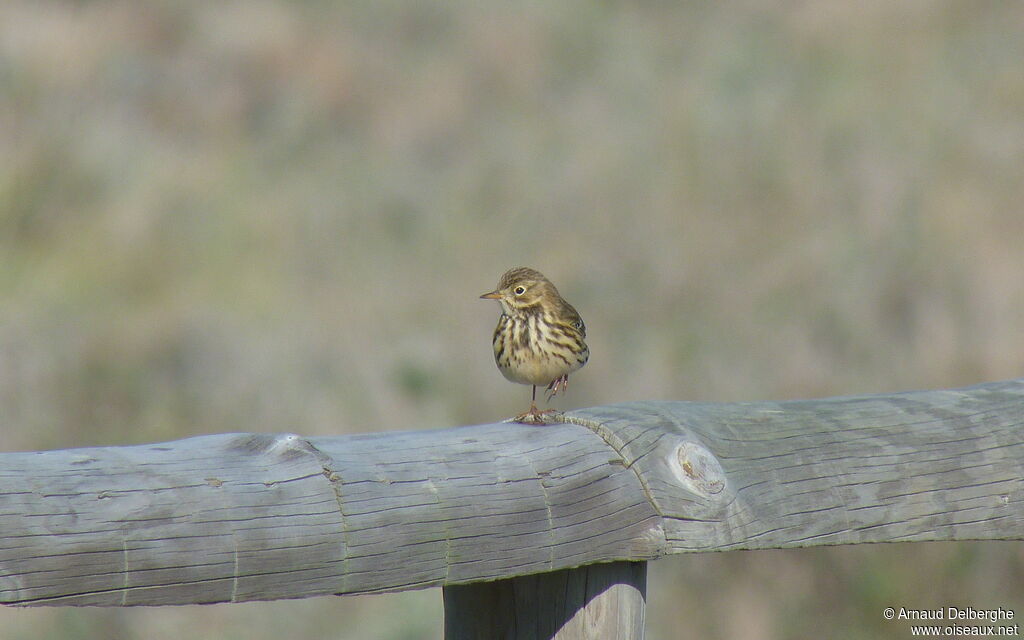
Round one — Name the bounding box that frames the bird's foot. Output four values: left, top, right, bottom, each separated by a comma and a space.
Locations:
513, 403, 562, 425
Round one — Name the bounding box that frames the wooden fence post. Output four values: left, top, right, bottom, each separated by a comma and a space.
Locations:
443, 561, 646, 640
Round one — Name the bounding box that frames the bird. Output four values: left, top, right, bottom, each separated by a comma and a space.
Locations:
480, 267, 589, 424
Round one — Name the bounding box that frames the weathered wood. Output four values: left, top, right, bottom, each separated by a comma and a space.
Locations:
1, 379, 1023, 607
443, 560, 646, 640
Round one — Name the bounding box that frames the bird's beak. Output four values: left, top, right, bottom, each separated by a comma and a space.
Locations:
480, 291, 502, 300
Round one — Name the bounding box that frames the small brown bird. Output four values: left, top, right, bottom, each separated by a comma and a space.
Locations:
480, 267, 589, 423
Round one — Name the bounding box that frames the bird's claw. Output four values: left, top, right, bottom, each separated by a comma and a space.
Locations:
513, 403, 562, 425
545, 375, 569, 401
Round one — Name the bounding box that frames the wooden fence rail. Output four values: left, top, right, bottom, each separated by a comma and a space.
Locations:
2, 379, 1023, 638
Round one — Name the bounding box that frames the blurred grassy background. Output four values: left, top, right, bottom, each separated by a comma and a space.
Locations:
2, 1, 1023, 638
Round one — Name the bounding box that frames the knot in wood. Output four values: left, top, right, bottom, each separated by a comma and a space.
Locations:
670, 442, 725, 496
229, 433, 321, 460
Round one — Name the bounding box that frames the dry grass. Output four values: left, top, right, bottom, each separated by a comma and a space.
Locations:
2, 2, 1023, 638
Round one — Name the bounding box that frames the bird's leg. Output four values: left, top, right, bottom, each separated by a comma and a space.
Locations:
545, 375, 569, 401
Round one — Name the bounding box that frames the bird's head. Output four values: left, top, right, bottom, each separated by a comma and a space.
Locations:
480, 267, 559, 315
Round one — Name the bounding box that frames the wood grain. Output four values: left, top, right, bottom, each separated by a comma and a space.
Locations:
1, 379, 1022, 607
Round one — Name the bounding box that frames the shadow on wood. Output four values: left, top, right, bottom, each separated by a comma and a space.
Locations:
443, 561, 646, 640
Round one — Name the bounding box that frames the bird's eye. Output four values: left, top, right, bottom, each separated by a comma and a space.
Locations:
514, 286, 526, 295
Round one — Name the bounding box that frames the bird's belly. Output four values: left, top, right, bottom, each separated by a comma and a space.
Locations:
498, 352, 582, 386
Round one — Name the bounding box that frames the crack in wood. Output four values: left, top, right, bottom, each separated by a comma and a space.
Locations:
285, 436, 352, 595
553, 414, 663, 518
230, 540, 239, 603
522, 455, 558, 572
120, 537, 129, 606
